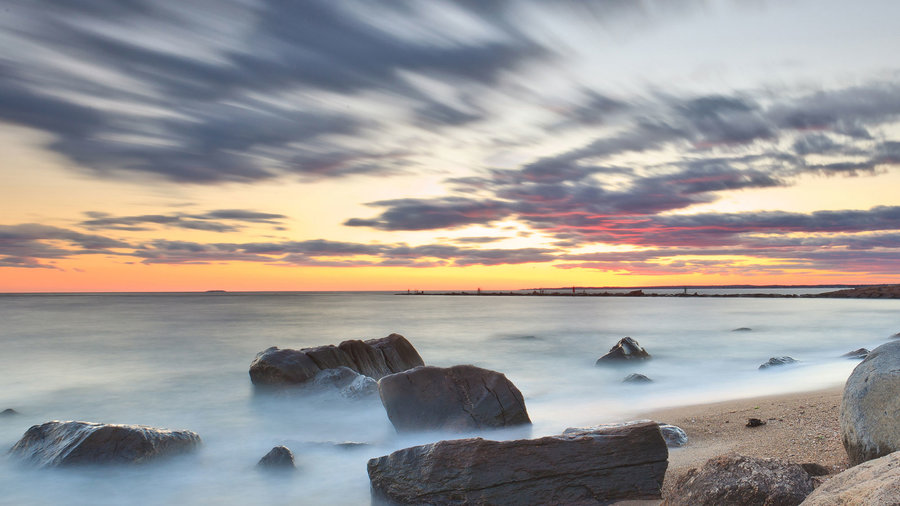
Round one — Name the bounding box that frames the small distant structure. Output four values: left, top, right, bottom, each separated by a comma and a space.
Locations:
477, 287, 481, 294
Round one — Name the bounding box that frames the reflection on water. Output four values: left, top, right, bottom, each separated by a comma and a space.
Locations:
0, 292, 895, 504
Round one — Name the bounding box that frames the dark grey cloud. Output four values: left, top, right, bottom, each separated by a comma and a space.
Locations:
0, 224, 131, 269
345, 198, 513, 231
80, 209, 286, 232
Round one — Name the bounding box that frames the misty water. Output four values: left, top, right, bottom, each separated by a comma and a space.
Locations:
1, 291, 897, 505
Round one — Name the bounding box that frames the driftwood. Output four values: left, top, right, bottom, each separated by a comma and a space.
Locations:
367, 420, 668, 505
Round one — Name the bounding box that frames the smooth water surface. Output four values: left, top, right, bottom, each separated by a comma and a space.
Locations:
1, 292, 897, 505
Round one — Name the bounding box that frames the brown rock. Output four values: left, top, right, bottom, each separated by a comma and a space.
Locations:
368, 421, 668, 505
800, 451, 900, 505
596, 337, 651, 364
377, 364, 530, 432
249, 333, 424, 388
9, 420, 201, 467
664, 455, 816, 506
840, 340, 900, 465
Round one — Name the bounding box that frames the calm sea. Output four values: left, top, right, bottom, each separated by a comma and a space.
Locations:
1, 291, 896, 504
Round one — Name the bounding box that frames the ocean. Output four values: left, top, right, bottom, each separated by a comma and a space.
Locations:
1, 291, 896, 505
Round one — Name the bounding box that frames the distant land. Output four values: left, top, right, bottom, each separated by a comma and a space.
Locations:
400, 284, 900, 299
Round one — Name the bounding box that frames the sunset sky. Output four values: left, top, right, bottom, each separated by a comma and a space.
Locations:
2, 0, 900, 291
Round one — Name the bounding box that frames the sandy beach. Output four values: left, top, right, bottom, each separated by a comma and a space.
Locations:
641, 386, 848, 500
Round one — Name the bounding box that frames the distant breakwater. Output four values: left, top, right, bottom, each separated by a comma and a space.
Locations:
398, 285, 900, 299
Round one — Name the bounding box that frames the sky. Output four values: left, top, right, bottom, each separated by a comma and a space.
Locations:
2, 0, 900, 292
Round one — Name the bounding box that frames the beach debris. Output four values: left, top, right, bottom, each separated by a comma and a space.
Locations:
9, 421, 201, 467
841, 348, 869, 359
249, 333, 424, 389
257, 446, 295, 470
623, 373, 653, 383
368, 421, 667, 504
664, 455, 815, 506
732, 327, 753, 332
840, 341, 900, 465
564, 420, 688, 448
758, 356, 797, 369
378, 365, 530, 432
596, 337, 651, 365
310, 366, 378, 399
746, 418, 766, 427
800, 451, 900, 505
1, 408, 18, 416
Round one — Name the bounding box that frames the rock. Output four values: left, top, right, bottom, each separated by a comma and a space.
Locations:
377, 365, 530, 432
257, 446, 294, 469
596, 337, 650, 364
368, 421, 668, 505
249, 333, 424, 388
759, 356, 797, 369
9, 420, 201, 467
841, 348, 869, 359
800, 451, 900, 505
310, 366, 378, 399
892, 332, 900, 338
1, 408, 18, 416
747, 417, 767, 427
840, 340, 900, 465
733, 327, 753, 331
623, 373, 653, 383
664, 455, 816, 506
800, 463, 832, 476
564, 420, 688, 448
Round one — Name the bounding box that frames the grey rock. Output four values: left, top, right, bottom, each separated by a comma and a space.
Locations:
800, 451, 900, 505
9, 420, 201, 467
1, 408, 18, 416
378, 365, 530, 432
733, 327, 753, 331
310, 366, 378, 399
257, 446, 294, 469
596, 337, 651, 364
841, 348, 870, 359
623, 373, 653, 383
664, 455, 816, 506
759, 356, 798, 369
840, 340, 900, 465
564, 420, 688, 448
249, 333, 424, 388
368, 421, 668, 505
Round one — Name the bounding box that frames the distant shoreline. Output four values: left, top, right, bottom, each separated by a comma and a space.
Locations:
398, 284, 900, 299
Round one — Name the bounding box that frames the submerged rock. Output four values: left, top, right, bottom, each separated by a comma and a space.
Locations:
840, 341, 900, 465
732, 327, 753, 332
841, 348, 869, 359
800, 451, 900, 505
664, 455, 815, 506
368, 421, 668, 505
565, 420, 687, 448
759, 356, 797, 369
9, 421, 201, 467
310, 366, 378, 399
378, 364, 530, 432
1, 408, 18, 416
249, 333, 424, 388
596, 337, 651, 364
623, 373, 653, 383
257, 446, 294, 469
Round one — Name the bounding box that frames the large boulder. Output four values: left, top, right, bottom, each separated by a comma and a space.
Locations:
564, 420, 687, 448
840, 340, 900, 465
367, 421, 668, 505
377, 365, 530, 432
249, 333, 424, 388
596, 337, 650, 364
800, 451, 900, 505
9, 421, 201, 467
664, 455, 816, 506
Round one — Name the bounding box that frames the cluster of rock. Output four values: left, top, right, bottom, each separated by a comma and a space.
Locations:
817, 285, 900, 299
